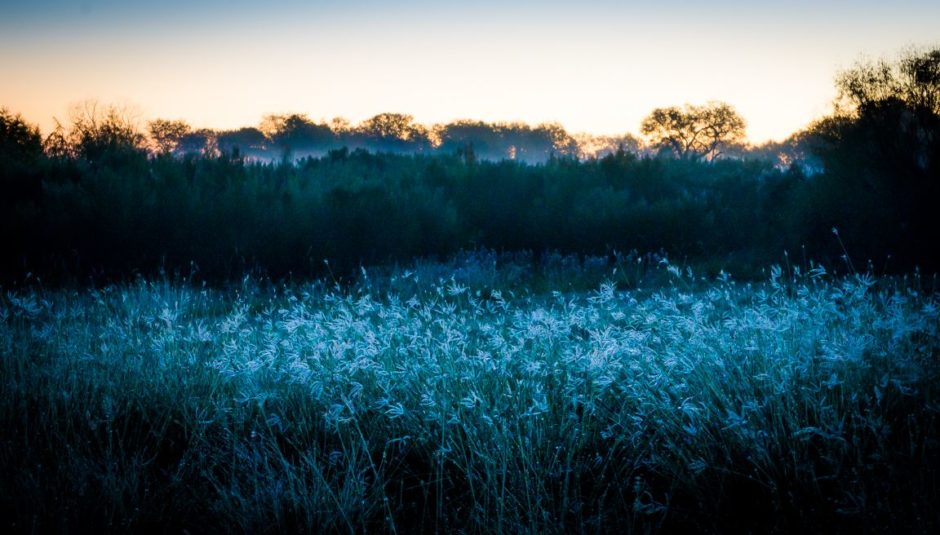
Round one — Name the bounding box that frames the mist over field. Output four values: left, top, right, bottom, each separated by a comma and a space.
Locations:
2, 0, 940, 531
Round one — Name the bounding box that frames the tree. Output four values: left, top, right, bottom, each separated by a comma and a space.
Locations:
0, 108, 43, 162
217, 127, 266, 157
260, 113, 335, 158
435, 120, 503, 160
330, 117, 351, 133
357, 113, 431, 152
148, 119, 191, 155
640, 101, 746, 160
804, 45, 940, 270
0, 108, 45, 202
358, 112, 415, 139
535, 122, 578, 158
818, 46, 940, 183
67, 101, 146, 164
835, 46, 940, 116
177, 128, 219, 156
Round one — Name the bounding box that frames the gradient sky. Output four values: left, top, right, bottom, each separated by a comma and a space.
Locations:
1, 1, 938, 142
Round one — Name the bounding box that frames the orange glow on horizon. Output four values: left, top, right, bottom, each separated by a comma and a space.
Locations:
2, 3, 937, 144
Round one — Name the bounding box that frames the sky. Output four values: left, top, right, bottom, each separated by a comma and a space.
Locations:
1, 0, 938, 143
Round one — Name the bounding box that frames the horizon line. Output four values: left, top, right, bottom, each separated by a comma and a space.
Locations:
7, 101, 824, 146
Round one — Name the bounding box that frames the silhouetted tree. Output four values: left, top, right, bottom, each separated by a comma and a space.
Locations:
436, 120, 503, 159
835, 46, 940, 115
495, 122, 572, 162
359, 112, 414, 139
67, 101, 146, 164
804, 45, 940, 268
261, 113, 335, 158
640, 102, 746, 160
0, 108, 43, 162
357, 113, 431, 152
148, 119, 191, 155
217, 127, 266, 157
536, 122, 579, 158
0, 108, 44, 201
178, 128, 219, 156
40, 120, 70, 159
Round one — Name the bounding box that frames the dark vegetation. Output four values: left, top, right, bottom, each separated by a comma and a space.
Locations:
2, 47, 938, 284
0, 46, 939, 534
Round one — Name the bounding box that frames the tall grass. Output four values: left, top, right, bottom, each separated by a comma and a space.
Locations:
1, 261, 937, 532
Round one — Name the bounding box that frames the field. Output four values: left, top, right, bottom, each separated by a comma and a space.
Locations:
2, 257, 937, 533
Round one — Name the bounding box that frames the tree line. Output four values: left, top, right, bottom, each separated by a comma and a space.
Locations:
1, 46, 937, 283
55, 101, 747, 165
143, 110, 621, 164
